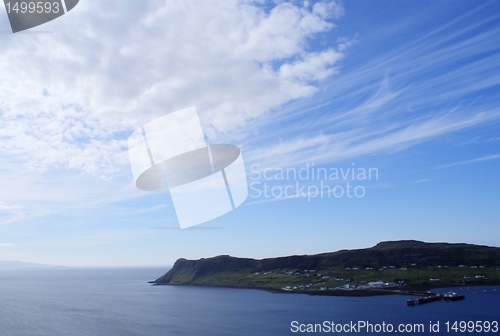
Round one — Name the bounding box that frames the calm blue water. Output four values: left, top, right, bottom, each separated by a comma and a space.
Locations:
0, 268, 497, 335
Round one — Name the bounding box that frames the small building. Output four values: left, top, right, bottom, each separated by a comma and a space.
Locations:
368, 281, 384, 288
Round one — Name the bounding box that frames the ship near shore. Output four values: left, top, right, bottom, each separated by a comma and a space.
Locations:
406, 291, 465, 306
154, 240, 500, 297
443, 292, 466, 301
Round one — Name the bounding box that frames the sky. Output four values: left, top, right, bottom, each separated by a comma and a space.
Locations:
0, 0, 499, 267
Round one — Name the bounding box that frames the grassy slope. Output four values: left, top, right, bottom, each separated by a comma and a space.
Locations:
155, 240, 500, 290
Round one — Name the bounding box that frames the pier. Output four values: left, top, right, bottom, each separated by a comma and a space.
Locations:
406, 291, 465, 306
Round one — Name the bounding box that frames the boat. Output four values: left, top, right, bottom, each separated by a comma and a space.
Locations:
442, 292, 465, 301
415, 295, 442, 304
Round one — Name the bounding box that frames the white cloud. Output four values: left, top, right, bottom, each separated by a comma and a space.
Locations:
0, 202, 23, 211
246, 105, 500, 169
0, 0, 346, 223
238, 6, 500, 170
279, 49, 343, 81
0, 0, 345, 178
233, 2, 337, 61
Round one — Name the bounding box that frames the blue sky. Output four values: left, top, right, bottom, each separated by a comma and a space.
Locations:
0, 0, 499, 266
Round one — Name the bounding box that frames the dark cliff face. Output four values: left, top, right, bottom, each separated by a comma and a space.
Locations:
155, 240, 500, 284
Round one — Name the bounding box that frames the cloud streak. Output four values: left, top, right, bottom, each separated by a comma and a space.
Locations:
436, 154, 500, 169
241, 2, 500, 169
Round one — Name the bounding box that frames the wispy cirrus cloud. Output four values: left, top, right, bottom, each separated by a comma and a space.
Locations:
436, 154, 500, 169
240, 2, 500, 169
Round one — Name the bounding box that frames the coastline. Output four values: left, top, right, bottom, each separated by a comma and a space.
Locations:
151, 282, 499, 297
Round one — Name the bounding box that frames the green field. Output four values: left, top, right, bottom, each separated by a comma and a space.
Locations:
155, 240, 500, 291
165, 266, 500, 290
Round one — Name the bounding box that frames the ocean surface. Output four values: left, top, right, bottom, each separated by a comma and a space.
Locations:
0, 267, 498, 335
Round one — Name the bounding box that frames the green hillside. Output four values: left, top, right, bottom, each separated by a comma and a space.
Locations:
154, 240, 500, 292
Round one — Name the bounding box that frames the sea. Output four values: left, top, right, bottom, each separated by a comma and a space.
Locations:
0, 267, 498, 335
